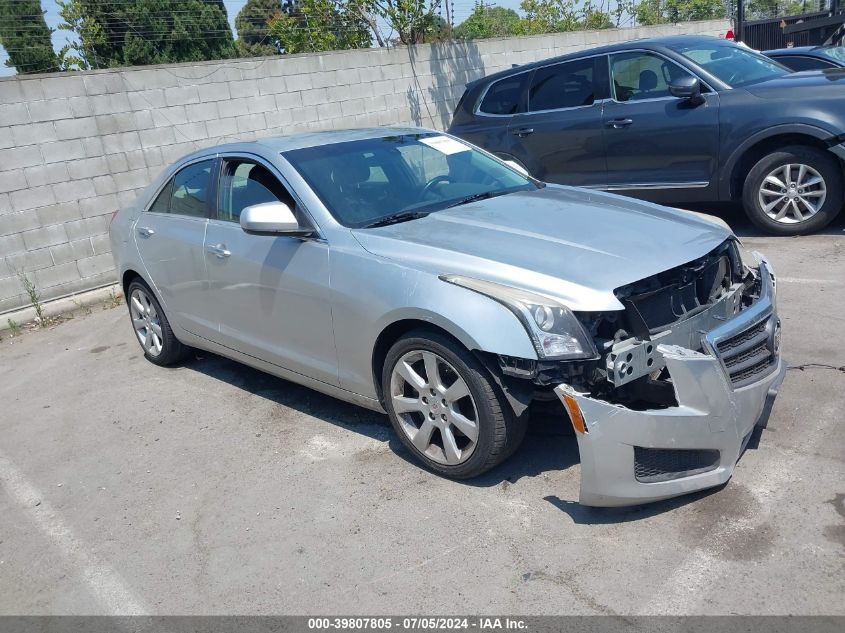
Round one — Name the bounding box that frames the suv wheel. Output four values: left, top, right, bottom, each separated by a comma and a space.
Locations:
743, 145, 843, 235
382, 330, 526, 479
127, 279, 189, 366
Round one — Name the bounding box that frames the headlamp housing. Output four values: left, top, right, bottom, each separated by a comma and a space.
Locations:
441, 275, 598, 361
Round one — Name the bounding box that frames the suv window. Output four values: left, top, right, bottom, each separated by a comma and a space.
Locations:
774, 55, 835, 71
610, 52, 693, 102
168, 159, 213, 218
528, 58, 595, 111
218, 160, 295, 222
478, 76, 525, 115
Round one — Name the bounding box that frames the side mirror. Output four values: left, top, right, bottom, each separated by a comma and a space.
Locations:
240, 202, 311, 235
669, 76, 704, 104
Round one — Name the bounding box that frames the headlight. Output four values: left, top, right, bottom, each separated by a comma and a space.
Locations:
440, 275, 598, 360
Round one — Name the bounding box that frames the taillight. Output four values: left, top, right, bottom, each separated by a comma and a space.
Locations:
725, 30, 735, 40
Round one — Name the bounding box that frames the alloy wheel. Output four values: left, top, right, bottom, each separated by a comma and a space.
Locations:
758, 163, 827, 224
129, 288, 163, 357
390, 350, 479, 465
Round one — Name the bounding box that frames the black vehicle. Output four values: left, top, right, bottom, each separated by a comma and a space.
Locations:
448, 36, 845, 235
764, 46, 845, 71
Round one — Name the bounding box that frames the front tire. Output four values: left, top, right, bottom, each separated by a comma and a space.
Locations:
382, 330, 526, 479
742, 145, 843, 235
126, 279, 189, 366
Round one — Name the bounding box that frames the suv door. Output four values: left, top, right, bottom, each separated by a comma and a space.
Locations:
133, 158, 215, 338
601, 51, 720, 192
203, 155, 338, 386
506, 56, 607, 186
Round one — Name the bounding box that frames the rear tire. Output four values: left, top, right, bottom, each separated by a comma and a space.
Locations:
742, 145, 843, 235
126, 279, 189, 366
382, 329, 526, 479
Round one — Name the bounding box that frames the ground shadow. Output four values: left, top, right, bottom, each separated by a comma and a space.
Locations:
544, 485, 728, 525
180, 349, 581, 484
177, 348, 776, 524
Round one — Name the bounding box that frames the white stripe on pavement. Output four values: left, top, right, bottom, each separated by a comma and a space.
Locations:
0, 450, 147, 615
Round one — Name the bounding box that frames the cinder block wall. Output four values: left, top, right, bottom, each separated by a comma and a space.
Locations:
0, 19, 730, 313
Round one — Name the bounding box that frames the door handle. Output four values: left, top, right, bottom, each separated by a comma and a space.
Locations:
136, 226, 155, 237
606, 118, 633, 128
206, 244, 231, 259
511, 127, 534, 137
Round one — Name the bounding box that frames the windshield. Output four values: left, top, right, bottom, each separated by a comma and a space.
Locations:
819, 46, 845, 62
283, 133, 536, 228
674, 41, 789, 87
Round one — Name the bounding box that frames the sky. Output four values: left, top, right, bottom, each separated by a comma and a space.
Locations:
0, 0, 524, 77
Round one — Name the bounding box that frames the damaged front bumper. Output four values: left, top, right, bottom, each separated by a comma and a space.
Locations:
556, 253, 786, 507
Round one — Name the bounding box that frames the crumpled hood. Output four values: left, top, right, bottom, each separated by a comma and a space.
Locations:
351, 186, 731, 311
744, 68, 845, 100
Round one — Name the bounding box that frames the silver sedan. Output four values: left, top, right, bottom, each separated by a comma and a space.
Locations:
109, 128, 784, 506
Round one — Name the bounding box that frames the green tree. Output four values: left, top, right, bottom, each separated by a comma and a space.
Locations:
635, 0, 727, 25
64, 0, 236, 68
0, 0, 61, 74
268, 0, 371, 53
57, 0, 104, 70
371, 0, 443, 44
519, 0, 579, 34
453, 2, 523, 40
582, 1, 614, 28
745, 0, 808, 19
236, 0, 281, 57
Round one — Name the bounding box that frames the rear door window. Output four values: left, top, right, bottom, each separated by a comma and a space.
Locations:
773, 55, 836, 71
478, 76, 526, 115
169, 160, 213, 218
528, 58, 596, 112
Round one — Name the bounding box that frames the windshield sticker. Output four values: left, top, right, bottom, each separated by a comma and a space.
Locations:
419, 136, 471, 155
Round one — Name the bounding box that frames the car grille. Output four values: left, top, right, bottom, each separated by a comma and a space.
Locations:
634, 447, 721, 483
715, 316, 776, 388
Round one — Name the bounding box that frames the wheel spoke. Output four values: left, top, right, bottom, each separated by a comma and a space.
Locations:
441, 427, 462, 464
132, 317, 146, 330
422, 352, 442, 390
773, 203, 790, 221
443, 377, 470, 402
790, 199, 804, 221
393, 395, 424, 415
151, 332, 162, 354
412, 419, 436, 452
763, 196, 786, 213
131, 296, 145, 314
797, 196, 817, 215
149, 321, 163, 338
801, 189, 824, 198
802, 175, 822, 188
142, 331, 153, 351
449, 411, 478, 442
797, 164, 806, 185
764, 174, 786, 189
396, 360, 426, 392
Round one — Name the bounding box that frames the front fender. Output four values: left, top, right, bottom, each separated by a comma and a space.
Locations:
719, 122, 842, 199
330, 248, 537, 399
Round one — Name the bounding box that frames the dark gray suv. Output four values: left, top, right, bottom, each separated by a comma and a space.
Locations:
448, 36, 845, 235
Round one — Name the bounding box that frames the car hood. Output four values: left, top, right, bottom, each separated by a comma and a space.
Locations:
351, 186, 731, 312
744, 68, 845, 99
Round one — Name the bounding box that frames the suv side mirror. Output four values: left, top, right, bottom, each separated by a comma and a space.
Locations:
669, 76, 704, 103
240, 202, 311, 236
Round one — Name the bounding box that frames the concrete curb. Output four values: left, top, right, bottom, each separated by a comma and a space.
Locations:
0, 283, 122, 332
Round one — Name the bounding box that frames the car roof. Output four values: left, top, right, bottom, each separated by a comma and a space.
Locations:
174, 127, 437, 163
764, 46, 820, 55
465, 34, 729, 89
